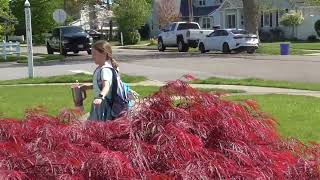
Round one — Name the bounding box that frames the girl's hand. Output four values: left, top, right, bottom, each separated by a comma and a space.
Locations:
93, 98, 103, 106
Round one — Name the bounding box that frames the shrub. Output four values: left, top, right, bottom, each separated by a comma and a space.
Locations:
32, 34, 46, 45
307, 35, 318, 42
138, 23, 150, 40
270, 28, 285, 41
123, 30, 141, 45
315, 20, 320, 37
259, 30, 272, 42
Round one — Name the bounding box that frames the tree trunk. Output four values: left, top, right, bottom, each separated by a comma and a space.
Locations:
242, 0, 259, 35
89, 2, 97, 29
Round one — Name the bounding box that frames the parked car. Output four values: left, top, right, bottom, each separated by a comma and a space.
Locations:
46, 26, 93, 55
198, 29, 259, 54
87, 29, 106, 41
157, 22, 213, 52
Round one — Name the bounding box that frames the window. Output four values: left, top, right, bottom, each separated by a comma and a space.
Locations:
211, 30, 228, 37
231, 30, 249, 35
227, 14, 236, 28
270, 13, 273, 27
263, 12, 270, 27
276, 10, 279, 27
199, 0, 206, 6
202, 17, 211, 29
61, 26, 84, 34
177, 23, 200, 30
170, 23, 176, 31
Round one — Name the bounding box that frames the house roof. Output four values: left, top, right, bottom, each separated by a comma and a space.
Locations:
180, 0, 220, 17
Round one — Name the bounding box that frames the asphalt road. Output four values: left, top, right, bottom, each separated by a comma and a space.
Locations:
1, 46, 320, 83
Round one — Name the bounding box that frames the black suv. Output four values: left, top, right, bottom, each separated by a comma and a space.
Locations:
46, 26, 92, 55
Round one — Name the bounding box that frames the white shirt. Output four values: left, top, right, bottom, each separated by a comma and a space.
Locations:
93, 63, 113, 98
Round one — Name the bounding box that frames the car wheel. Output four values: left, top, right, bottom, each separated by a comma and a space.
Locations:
158, 38, 166, 52
222, 43, 231, 54
178, 40, 189, 52
87, 49, 92, 55
47, 43, 54, 54
199, 43, 206, 54
247, 48, 256, 54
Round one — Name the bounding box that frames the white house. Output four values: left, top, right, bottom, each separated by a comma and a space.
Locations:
70, 4, 117, 33
150, 0, 320, 40
216, 0, 320, 40
150, 0, 224, 37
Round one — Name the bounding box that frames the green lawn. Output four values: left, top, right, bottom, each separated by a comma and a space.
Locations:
17, 54, 65, 64
227, 94, 320, 143
121, 42, 320, 55
193, 77, 320, 91
0, 73, 147, 85
257, 42, 320, 55
0, 55, 27, 62
0, 85, 242, 118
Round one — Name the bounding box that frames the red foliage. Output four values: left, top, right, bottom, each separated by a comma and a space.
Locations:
0, 80, 319, 179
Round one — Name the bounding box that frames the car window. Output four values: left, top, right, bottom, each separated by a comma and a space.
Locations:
61, 26, 84, 34
213, 30, 223, 37
231, 30, 249, 35
177, 23, 200, 30
209, 31, 216, 37
221, 30, 229, 36
170, 23, 176, 31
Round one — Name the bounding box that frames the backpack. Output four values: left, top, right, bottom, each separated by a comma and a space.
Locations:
97, 67, 130, 119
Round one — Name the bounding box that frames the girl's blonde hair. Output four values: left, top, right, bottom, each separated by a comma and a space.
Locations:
92, 40, 119, 70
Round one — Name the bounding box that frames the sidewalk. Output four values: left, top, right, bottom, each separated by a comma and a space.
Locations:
130, 80, 320, 98
2, 80, 320, 98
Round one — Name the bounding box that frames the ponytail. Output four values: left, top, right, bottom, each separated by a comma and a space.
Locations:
110, 58, 119, 71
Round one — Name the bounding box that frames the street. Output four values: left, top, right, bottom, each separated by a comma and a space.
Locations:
1, 46, 320, 83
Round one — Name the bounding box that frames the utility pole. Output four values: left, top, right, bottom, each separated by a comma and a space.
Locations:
24, 0, 34, 78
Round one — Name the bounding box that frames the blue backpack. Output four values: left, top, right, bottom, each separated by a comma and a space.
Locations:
97, 67, 130, 119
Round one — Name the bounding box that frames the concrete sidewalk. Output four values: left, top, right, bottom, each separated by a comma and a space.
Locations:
1, 80, 320, 98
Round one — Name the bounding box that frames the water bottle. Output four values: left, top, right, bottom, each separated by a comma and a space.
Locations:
71, 80, 87, 108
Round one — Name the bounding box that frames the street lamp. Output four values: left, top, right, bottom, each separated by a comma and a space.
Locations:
24, 0, 34, 78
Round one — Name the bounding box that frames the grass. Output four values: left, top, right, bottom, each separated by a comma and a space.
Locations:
0, 55, 27, 62
121, 42, 320, 55
17, 54, 65, 64
0, 73, 147, 85
257, 42, 320, 55
192, 77, 320, 91
109, 40, 150, 47
227, 94, 320, 143
0, 85, 242, 118
0, 85, 318, 143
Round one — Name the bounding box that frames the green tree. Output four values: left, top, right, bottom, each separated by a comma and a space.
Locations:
10, 0, 61, 36
113, 0, 151, 44
0, 0, 15, 40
